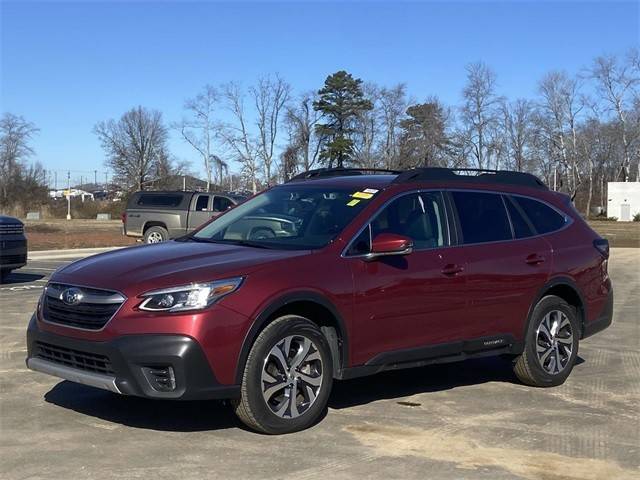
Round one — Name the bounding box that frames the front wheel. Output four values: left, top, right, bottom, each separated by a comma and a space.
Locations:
232, 315, 333, 434
514, 295, 580, 387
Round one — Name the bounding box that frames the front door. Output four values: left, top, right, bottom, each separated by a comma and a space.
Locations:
188, 194, 211, 230
346, 191, 469, 366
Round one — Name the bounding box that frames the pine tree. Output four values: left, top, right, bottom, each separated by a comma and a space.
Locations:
313, 71, 373, 168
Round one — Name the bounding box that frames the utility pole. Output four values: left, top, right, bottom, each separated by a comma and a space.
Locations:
183, 175, 186, 191
104, 172, 108, 189
54, 171, 58, 190
94, 170, 97, 187
66, 171, 71, 220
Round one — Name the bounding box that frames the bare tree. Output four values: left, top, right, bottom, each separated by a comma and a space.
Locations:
284, 92, 324, 173
218, 83, 260, 193
0, 113, 39, 206
353, 83, 381, 167
538, 72, 584, 198
589, 53, 640, 181
460, 62, 502, 169
500, 99, 535, 172
378, 84, 407, 169
252, 75, 291, 186
177, 85, 219, 190
94, 106, 169, 191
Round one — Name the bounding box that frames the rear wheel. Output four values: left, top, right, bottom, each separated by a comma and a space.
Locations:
514, 295, 580, 387
232, 315, 333, 434
144, 226, 168, 244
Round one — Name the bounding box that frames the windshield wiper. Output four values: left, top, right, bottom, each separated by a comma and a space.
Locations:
226, 240, 274, 249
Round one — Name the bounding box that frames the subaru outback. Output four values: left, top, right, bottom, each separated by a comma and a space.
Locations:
26, 168, 613, 434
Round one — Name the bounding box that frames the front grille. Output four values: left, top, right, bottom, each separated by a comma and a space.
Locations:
43, 283, 125, 330
35, 341, 114, 375
0, 254, 26, 265
0, 224, 24, 235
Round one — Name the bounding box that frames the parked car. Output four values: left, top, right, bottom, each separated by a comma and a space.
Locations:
0, 215, 28, 283
26, 168, 613, 434
122, 191, 244, 243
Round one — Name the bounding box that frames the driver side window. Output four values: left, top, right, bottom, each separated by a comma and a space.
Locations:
346, 192, 447, 255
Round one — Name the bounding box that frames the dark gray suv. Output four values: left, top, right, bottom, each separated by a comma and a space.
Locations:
0, 215, 27, 282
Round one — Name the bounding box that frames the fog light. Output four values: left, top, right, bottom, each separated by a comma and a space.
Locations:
142, 365, 176, 392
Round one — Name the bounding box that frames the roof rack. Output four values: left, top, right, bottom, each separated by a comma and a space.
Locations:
392, 168, 548, 190
288, 167, 402, 182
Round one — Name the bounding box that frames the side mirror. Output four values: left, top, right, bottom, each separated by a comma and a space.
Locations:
365, 233, 413, 261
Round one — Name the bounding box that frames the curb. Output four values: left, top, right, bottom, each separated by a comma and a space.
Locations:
28, 246, 128, 260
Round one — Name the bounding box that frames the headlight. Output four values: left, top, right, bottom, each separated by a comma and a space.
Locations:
138, 277, 243, 312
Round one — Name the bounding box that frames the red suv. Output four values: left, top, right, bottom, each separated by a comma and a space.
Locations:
27, 168, 613, 434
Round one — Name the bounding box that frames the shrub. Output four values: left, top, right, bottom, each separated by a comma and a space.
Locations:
634, 212, 640, 222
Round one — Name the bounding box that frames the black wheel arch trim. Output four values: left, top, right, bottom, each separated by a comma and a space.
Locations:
525, 276, 587, 338
234, 291, 350, 384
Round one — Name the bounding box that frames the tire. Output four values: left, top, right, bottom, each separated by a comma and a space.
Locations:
0, 269, 10, 284
144, 226, 169, 244
514, 295, 580, 387
232, 315, 334, 434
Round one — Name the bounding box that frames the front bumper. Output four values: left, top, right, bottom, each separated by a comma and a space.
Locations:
26, 315, 240, 400
0, 236, 27, 269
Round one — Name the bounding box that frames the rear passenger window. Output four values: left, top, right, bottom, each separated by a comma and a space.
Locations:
513, 196, 566, 234
505, 196, 535, 239
195, 195, 210, 211
452, 191, 511, 244
213, 196, 233, 212
137, 194, 183, 207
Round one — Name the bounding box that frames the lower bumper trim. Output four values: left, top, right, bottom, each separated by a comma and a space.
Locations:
27, 357, 122, 394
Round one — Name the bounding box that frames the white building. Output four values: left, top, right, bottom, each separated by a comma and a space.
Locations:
607, 182, 640, 221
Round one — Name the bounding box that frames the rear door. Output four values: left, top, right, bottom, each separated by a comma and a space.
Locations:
212, 195, 234, 217
188, 194, 212, 230
449, 190, 552, 342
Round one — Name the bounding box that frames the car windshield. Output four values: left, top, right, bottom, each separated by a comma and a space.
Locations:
192, 185, 375, 249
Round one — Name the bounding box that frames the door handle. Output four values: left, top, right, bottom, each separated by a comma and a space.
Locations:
441, 264, 464, 276
525, 254, 545, 265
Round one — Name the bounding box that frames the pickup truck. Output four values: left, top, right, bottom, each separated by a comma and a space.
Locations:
123, 191, 245, 243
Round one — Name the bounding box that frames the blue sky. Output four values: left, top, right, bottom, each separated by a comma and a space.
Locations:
1, 1, 638, 185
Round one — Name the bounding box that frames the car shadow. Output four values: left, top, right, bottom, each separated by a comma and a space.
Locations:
1, 272, 45, 285
329, 354, 586, 409
44, 355, 587, 431
44, 381, 242, 432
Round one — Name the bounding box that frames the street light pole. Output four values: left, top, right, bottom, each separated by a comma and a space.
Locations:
66, 171, 71, 220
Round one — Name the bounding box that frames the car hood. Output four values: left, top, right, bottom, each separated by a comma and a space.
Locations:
52, 240, 310, 296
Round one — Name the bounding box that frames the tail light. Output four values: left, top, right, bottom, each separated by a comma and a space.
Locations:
121, 212, 126, 223
593, 238, 609, 259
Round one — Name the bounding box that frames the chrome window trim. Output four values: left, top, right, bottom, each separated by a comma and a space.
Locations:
341, 189, 452, 258
341, 187, 575, 256
41, 282, 127, 332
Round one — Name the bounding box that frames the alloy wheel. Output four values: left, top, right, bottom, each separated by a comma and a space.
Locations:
147, 232, 164, 243
261, 335, 323, 419
535, 310, 574, 374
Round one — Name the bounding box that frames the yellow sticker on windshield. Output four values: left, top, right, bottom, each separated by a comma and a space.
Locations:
347, 199, 361, 207
351, 191, 374, 200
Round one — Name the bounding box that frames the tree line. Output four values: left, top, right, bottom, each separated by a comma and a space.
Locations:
2, 48, 638, 216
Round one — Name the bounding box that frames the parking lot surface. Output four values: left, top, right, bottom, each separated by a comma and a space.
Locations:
1, 249, 638, 480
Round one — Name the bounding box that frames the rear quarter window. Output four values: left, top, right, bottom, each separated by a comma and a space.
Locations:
512, 196, 567, 234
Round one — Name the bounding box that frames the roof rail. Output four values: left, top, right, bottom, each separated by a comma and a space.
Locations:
392, 167, 548, 190
288, 167, 402, 182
